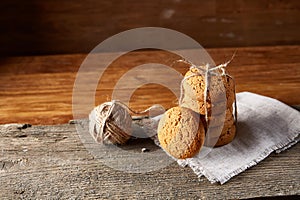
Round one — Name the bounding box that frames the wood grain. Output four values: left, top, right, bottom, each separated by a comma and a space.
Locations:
0, 46, 299, 125
0, 0, 299, 55
0, 123, 298, 199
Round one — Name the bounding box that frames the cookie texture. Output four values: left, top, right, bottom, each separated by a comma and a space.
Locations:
223, 75, 235, 106
181, 67, 237, 147
157, 106, 205, 159
181, 95, 228, 115
182, 67, 235, 115
206, 108, 234, 128
205, 123, 236, 147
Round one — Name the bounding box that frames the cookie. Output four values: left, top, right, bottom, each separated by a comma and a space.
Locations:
183, 68, 226, 101
182, 68, 207, 102
157, 106, 205, 159
222, 75, 235, 107
181, 94, 228, 115
206, 115, 235, 138
206, 108, 234, 128
181, 94, 212, 115
205, 123, 236, 147
182, 67, 235, 114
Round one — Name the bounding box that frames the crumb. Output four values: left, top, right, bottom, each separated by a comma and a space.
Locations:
141, 148, 149, 152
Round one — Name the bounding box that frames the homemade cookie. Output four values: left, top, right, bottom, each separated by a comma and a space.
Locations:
178, 66, 236, 148
206, 115, 235, 138
181, 94, 212, 115
182, 68, 207, 102
222, 75, 235, 107
181, 94, 228, 115
205, 123, 236, 147
183, 68, 226, 101
182, 67, 235, 114
157, 106, 205, 159
206, 108, 234, 128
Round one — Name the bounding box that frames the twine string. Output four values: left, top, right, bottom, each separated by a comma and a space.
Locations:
203, 64, 209, 122
91, 100, 165, 144
112, 100, 165, 119
95, 101, 129, 144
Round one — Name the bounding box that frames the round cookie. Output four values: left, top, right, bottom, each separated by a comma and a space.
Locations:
157, 106, 205, 159
182, 68, 207, 102
207, 108, 234, 128
205, 123, 236, 147
181, 94, 212, 115
181, 94, 229, 115
183, 68, 226, 102
222, 75, 235, 107
206, 115, 235, 138
182, 67, 235, 114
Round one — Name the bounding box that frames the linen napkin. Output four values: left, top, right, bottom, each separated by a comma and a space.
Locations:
164, 92, 300, 184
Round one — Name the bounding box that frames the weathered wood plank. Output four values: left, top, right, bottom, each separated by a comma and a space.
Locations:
0, 46, 299, 125
0, 123, 299, 199
0, 0, 300, 55
1, 46, 300, 75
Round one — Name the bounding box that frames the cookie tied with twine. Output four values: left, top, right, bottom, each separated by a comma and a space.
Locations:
176, 55, 237, 147
89, 101, 132, 145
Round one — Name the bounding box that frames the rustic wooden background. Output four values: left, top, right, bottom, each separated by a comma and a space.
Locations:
0, 0, 299, 55
1, 46, 299, 125
0, 1, 299, 199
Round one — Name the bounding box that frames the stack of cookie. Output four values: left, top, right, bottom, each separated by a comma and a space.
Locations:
157, 66, 236, 159
181, 67, 236, 147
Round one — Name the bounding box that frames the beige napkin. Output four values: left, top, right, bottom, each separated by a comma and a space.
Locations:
156, 92, 299, 184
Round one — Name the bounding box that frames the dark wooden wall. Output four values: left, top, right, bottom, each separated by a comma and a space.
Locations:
1, 0, 300, 55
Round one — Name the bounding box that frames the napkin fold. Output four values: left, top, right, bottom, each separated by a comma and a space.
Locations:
173, 92, 300, 184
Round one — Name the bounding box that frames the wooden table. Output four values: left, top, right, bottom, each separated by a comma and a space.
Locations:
0, 45, 299, 199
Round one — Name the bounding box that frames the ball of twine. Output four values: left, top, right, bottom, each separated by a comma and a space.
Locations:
89, 101, 132, 145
